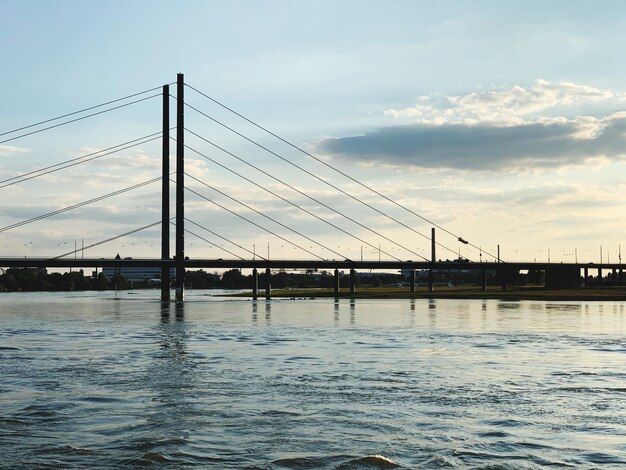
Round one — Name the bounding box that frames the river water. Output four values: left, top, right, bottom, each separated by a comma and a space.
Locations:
1, 290, 626, 468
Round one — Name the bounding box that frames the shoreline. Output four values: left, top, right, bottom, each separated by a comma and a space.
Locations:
230, 286, 626, 301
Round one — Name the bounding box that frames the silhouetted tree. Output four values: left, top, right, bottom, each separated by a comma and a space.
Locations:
221, 269, 248, 288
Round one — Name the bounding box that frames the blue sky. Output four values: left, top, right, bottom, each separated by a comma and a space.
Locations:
2, 0, 626, 264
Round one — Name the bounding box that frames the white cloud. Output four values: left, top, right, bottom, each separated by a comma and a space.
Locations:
384, 79, 616, 124
185, 158, 210, 179
321, 80, 626, 172
0, 144, 31, 156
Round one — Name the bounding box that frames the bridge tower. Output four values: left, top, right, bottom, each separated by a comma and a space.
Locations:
161, 84, 170, 302
175, 73, 185, 301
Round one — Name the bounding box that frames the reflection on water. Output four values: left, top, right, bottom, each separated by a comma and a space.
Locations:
349, 299, 356, 324
545, 303, 582, 311
265, 300, 271, 325
498, 302, 522, 310
132, 304, 194, 466
1, 292, 626, 468
175, 301, 185, 319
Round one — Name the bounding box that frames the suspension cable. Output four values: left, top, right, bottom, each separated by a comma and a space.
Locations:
184, 227, 244, 260
0, 133, 162, 189
53, 221, 162, 259
185, 144, 413, 262
55, 217, 261, 261
185, 82, 496, 260
0, 176, 161, 233
183, 143, 410, 262
184, 218, 259, 260
184, 185, 327, 261
1, 94, 160, 145
186, 172, 348, 260
1, 85, 166, 138
184, 131, 424, 262
184, 101, 452, 256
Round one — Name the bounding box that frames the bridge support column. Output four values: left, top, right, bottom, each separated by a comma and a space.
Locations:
410, 269, 416, 293
334, 268, 340, 296
481, 270, 487, 291
161, 83, 170, 302
612, 268, 617, 285
598, 267, 603, 284
349, 268, 356, 295
429, 227, 435, 293
252, 268, 258, 300
584, 267, 589, 286
265, 268, 271, 299
175, 73, 185, 301
620, 269, 623, 285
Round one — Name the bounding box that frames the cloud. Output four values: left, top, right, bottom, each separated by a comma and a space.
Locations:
321, 115, 626, 171
319, 80, 626, 171
0, 144, 30, 156
384, 79, 616, 124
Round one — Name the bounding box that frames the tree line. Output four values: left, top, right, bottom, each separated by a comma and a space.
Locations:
0, 268, 128, 292
0, 267, 406, 292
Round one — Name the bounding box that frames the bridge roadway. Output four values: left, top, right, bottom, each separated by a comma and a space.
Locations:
0, 257, 623, 272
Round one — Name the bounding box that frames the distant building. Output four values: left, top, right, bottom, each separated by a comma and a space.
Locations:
102, 254, 174, 283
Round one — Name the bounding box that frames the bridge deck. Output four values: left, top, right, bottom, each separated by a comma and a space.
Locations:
0, 258, 623, 271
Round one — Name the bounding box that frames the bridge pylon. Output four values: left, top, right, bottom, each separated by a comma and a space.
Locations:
175, 73, 185, 301
161, 84, 170, 302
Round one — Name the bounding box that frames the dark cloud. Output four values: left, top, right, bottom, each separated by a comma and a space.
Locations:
319, 116, 626, 171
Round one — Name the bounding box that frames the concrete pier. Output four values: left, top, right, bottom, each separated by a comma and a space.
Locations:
252, 268, 258, 300
349, 268, 356, 295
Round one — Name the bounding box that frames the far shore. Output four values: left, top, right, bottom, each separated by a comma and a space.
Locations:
228, 285, 626, 301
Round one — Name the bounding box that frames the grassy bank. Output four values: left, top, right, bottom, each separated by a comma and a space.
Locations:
230, 285, 626, 301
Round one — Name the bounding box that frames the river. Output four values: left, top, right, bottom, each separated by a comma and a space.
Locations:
1, 290, 625, 468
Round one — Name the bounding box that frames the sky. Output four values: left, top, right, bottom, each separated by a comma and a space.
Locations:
2, 0, 626, 265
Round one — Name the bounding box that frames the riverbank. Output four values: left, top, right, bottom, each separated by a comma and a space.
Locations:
231, 285, 626, 301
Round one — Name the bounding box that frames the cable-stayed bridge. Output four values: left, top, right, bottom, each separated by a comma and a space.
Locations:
1, 74, 623, 300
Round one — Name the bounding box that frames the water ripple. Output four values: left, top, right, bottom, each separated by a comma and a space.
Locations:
2, 294, 626, 467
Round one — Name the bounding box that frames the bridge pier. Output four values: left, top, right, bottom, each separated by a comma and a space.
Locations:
334, 268, 340, 296
349, 268, 356, 295
428, 268, 434, 292
481, 269, 487, 291
160, 83, 170, 302
620, 268, 624, 285
252, 268, 258, 300
598, 267, 603, 284
410, 269, 416, 293
584, 267, 589, 286
265, 267, 271, 299
429, 227, 435, 293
